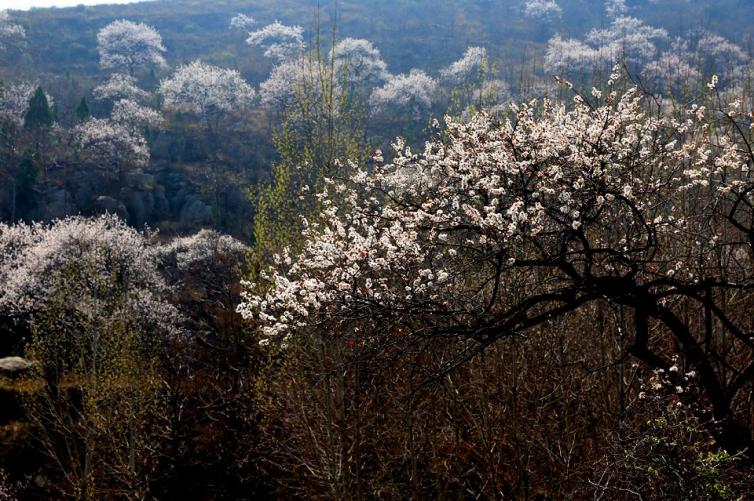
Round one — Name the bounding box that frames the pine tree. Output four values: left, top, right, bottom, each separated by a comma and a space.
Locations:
75, 96, 90, 122
23, 87, 53, 130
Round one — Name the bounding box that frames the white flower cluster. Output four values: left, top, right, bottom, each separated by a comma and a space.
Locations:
160, 60, 256, 119
0, 10, 25, 50
0, 81, 54, 126
332, 38, 390, 85
111, 98, 163, 132
605, 0, 628, 19
642, 40, 701, 86
258, 55, 335, 113
545, 16, 668, 73
246, 21, 305, 62
370, 69, 438, 113
0, 215, 182, 337
97, 19, 167, 73
239, 77, 749, 345
74, 117, 150, 168
93, 73, 150, 102
523, 0, 562, 20
229, 13, 255, 32
440, 47, 487, 83
155, 229, 247, 271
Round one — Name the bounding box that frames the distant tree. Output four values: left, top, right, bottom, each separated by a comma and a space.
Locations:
75, 96, 90, 122
97, 19, 167, 75
544, 16, 668, 76
8, 154, 38, 221
0, 10, 25, 53
441, 46, 489, 114
523, 0, 562, 20
74, 117, 150, 171
93, 73, 151, 103
159, 60, 256, 137
110, 98, 163, 134
23, 87, 53, 130
160, 60, 256, 222
605, 0, 628, 19
332, 38, 389, 86
0, 82, 54, 126
246, 21, 305, 62
229, 13, 255, 31
370, 69, 437, 141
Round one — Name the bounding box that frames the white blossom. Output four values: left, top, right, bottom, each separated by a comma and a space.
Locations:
159, 60, 256, 121
74, 117, 150, 168
441, 47, 487, 83
586, 16, 667, 62
246, 21, 305, 62
370, 69, 437, 113
155, 229, 247, 271
239, 79, 751, 349
332, 38, 389, 85
93, 73, 150, 102
523, 0, 562, 20
229, 13, 255, 31
605, 0, 628, 18
0, 10, 25, 51
97, 19, 167, 73
111, 98, 163, 132
0, 81, 54, 126
0, 215, 182, 338
544, 35, 597, 74
697, 33, 748, 67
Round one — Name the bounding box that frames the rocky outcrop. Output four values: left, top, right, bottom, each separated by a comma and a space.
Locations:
0, 357, 33, 375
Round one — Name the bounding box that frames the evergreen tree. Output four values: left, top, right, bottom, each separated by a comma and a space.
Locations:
12, 154, 39, 220
75, 96, 90, 122
23, 87, 53, 130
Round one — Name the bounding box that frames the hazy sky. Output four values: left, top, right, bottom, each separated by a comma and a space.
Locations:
1, 0, 148, 9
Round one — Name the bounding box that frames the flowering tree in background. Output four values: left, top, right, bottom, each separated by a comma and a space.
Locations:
259, 57, 309, 110
246, 21, 305, 62
586, 16, 667, 63
370, 69, 437, 116
523, 0, 562, 20
110, 98, 163, 133
74, 117, 150, 170
159, 60, 256, 135
240, 75, 754, 456
441, 46, 489, 114
0, 81, 54, 127
0, 215, 180, 498
332, 38, 389, 86
97, 19, 167, 75
441, 47, 487, 83
93, 73, 151, 103
605, 0, 628, 18
642, 38, 701, 90
0, 215, 179, 336
229, 13, 255, 32
544, 36, 597, 74
545, 16, 667, 76
0, 10, 25, 52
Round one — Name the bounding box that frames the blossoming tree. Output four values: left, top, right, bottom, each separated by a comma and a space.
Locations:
240, 75, 754, 455
159, 60, 256, 136
246, 21, 305, 62
0, 10, 25, 53
97, 19, 167, 75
